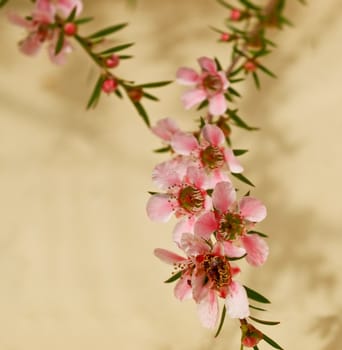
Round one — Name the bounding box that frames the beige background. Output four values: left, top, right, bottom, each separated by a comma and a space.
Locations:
0, 0, 341, 349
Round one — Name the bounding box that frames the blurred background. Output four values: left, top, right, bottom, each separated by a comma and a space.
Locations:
0, 0, 341, 349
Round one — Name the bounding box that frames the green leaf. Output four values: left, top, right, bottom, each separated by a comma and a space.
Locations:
244, 285, 271, 304
215, 305, 226, 337
256, 63, 277, 78
154, 146, 171, 153
228, 87, 241, 97
119, 54, 133, 60
233, 149, 248, 156
262, 334, 284, 350
214, 57, 223, 71
114, 88, 123, 99
227, 110, 258, 131
252, 71, 260, 89
74, 17, 94, 25
216, 0, 234, 10
228, 253, 247, 261
249, 316, 280, 326
253, 346, 259, 350
248, 230, 268, 238
249, 304, 267, 312
230, 77, 245, 83
132, 102, 150, 127
87, 22, 128, 39
196, 99, 209, 111
137, 80, 173, 89
86, 75, 104, 109
239, 0, 261, 10
143, 91, 159, 101
99, 43, 134, 56
66, 6, 77, 22
209, 25, 225, 35
0, 0, 9, 7
164, 271, 182, 283
54, 30, 65, 55
232, 173, 255, 187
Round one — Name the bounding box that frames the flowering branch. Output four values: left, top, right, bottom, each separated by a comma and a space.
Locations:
7, 0, 172, 127
146, 0, 303, 349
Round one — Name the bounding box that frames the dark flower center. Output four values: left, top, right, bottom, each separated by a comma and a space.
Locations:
202, 74, 223, 96
178, 186, 204, 214
203, 254, 231, 289
219, 212, 244, 240
201, 145, 224, 169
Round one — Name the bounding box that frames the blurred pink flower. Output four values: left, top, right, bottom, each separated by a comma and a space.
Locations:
8, 0, 83, 64
176, 57, 229, 115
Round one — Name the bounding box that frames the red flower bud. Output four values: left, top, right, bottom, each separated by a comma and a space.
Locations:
127, 88, 143, 102
64, 22, 77, 36
230, 9, 241, 21
244, 60, 257, 72
105, 54, 120, 68
220, 32, 230, 42
240, 323, 263, 348
102, 78, 118, 94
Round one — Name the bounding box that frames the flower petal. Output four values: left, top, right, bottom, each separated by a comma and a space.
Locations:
174, 272, 192, 301
218, 71, 229, 90
19, 34, 42, 56
197, 290, 219, 329
241, 234, 269, 267
223, 148, 244, 173
34, 0, 55, 23
212, 181, 236, 213
194, 212, 218, 239
57, 0, 83, 17
151, 117, 179, 142
222, 241, 246, 258
154, 248, 185, 264
176, 67, 200, 86
185, 166, 206, 188
171, 132, 198, 155
202, 124, 225, 146
146, 194, 174, 222
226, 281, 250, 319
192, 267, 209, 303
208, 93, 227, 116
180, 232, 209, 256
181, 89, 207, 110
198, 56, 217, 74
239, 197, 267, 222
172, 218, 195, 245
152, 160, 181, 190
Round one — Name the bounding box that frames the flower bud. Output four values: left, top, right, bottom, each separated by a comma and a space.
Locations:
102, 78, 118, 94
230, 9, 241, 21
240, 323, 263, 348
244, 60, 257, 72
127, 87, 143, 102
64, 22, 77, 36
220, 32, 230, 42
105, 54, 120, 68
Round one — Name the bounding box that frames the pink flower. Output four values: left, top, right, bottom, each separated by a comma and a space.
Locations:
154, 233, 250, 328
146, 165, 211, 224
8, 0, 83, 64
176, 57, 229, 115
171, 124, 243, 185
194, 181, 269, 267
151, 118, 181, 143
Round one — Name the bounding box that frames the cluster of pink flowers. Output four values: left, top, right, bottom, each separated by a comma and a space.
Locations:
147, 58, 269, 341
8, 0, 83, 64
